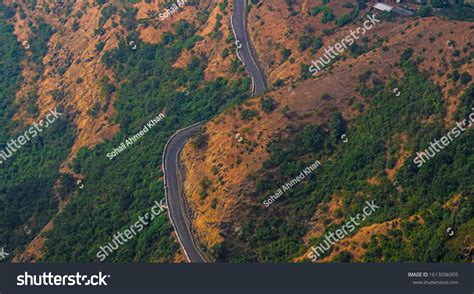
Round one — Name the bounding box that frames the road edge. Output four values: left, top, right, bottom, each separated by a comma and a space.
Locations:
162, 121, 205, 263
230, 1, 267, 96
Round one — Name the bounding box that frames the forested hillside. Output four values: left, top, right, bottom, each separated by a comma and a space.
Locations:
42, 20, 251, 262
0, 2, 76, 260
0, 0, 249, 262
179, 0, 473, 262
220, 57, 473, 262
0, 0, 472, 263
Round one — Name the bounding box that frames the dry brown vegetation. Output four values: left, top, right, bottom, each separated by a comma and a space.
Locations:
4, 0, 472, 262
7, 0, 239, 262
180, 3, 473, 256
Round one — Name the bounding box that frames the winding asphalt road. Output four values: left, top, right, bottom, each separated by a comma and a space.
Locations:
163, 0, 266, 263
232, 0, 266, 95
163, 122, 206, 262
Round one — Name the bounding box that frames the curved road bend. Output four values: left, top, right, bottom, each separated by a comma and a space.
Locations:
163, 0, 267, 263
232, 0, 266, 95
163, 122, 206, 262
